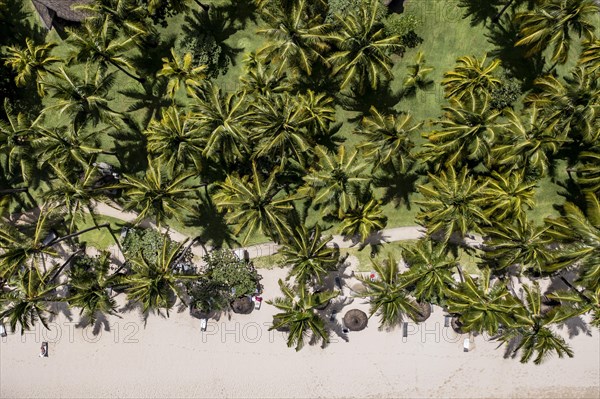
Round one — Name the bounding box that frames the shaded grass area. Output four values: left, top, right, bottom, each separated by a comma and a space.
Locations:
74, 214, 128, 250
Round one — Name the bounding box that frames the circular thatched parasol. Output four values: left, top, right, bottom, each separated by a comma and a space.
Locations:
412, 302, 432, 323
231, 296, 254, 314
351, 282, 367, 294
343, 309, 368, 331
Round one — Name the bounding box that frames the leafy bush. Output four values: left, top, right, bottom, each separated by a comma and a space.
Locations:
490, 75, 522, 110
326, 0, 388, 25
121, 228, 192, 271
384, 13, 423, 49
188, 249, 262, 313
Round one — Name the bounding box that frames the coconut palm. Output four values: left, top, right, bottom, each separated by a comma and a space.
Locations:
257, 0, 329, 75
0, 264, 60, 334
32, 123, 111, 172
0, 209, 58, 279
301, 145, 370, 219
280, 223, 339, 286
525, 67, 600, 144
482, 171, 537, 224
481, 219, 554, 275
213, 162, 298, 244
357, 253, 421, 330
42, 66, 122, 130
515, 0, 598, 67
66, 18, 144, 83
579, 36, 600, 73
416, 166, 490, 244
157, 49, 207, 98
400, 239, 457, 304
42, 163, 107, 233
251, 92, 313, 168
74, 0, 151, 39
548, 288, 600, 328
497, 283, 574, 365
3, 38, 60, 96
422, 93, 503, 169
446, 268, 522, 335
193, 83, 251, 167
118, 158, 198, 227
339, 193, 387, 242
298, 90, 335, 136
124, 235, 197, 315
327, 0, 402, 92
268, 279, 338, 351
575, 146, 600, 193
441, 54, 501, 100
144, 106, 204, 173
544, 194, 600, 291
239, 53, 293, 99
402, 51, 434, 97
0, 99, 40, 182
66, 251, 121, 324
357, 106, 420, 171
491, 106, 564, 177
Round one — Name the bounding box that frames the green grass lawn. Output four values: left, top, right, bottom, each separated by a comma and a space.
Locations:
74, 214, 129, 250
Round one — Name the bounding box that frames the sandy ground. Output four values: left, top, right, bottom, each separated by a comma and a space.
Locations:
1, 265, 599, 399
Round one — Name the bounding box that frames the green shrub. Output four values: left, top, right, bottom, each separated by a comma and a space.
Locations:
384, 13, 423, 49
490, 75, 522, 110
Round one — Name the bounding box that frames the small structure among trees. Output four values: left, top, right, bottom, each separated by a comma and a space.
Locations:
31, 0, 91, 32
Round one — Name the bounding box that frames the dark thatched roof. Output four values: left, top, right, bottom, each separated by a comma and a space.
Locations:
343, 309, 368, 331
31, 0, 92, 30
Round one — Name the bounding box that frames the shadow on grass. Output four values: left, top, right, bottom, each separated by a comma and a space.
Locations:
372, 162, 420, 210
183, 194, 238, 250
338, 85, 404, 121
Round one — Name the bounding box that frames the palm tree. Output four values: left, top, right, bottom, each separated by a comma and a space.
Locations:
280, 223, 339, 286
239, 53, 293, 99
157, 49, 207, 98
422, 93, 503, 169
515, 0, 599, 67
66, 251, 121, 324
416, 166, 490, 244
124, 234, 197, 315
0, 264, 60, 334
251, 93, 313, 168
339, 192, 387, 242
579, 36, 600, 73
482, 171, 537, 224
3, 38, 60, 96
193, 84, 251, 167
525, 67, 600, 144
497, 283, 574, 365
575, 146, 600, 193
118, 158, 198, 227
544, 194, 600, 291
298, 90, 335, 136
144, 106, 204, 173
213, 162, 298, 244
301, 145, 370, 219
400, 239, 457, 304
33, 123, 111, 172
402, 51, 434, 97
268, 279, 338, 351
0, 209, 58, 279
43, 66, 122, 130
74, 0, 152, 39
257, 0, 330, 75
446, 268, 522, 335
357, 253, 421, 330
357, 106, 420, 171
481, 219, 554, 275
441, 54, 501, 100
67, 18, 144, 83
491, 106, 564, 177
327, 0, 402, 92
0, 99, 40, 183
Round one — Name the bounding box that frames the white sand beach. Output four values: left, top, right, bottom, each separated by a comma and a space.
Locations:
1, 265, 598, 399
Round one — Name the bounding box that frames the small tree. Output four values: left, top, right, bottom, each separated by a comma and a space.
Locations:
188, 249, 262, 313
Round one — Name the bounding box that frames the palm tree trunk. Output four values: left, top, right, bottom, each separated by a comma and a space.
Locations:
559, 275, 592, 304
110, 61, 145, 84
43, 223, 110, 248
0, 188, 28, 194
456, 263, 465, 283
50, 248, 84, 282
492, 0, 516, 24
194, 0, 209, 11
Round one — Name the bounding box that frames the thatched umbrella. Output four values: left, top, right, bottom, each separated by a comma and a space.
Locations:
451, 316, 464, 334
412, 302, 432, 323
343, 309, 368, 331
231, 296, 254, 314
351, 282, 367, 294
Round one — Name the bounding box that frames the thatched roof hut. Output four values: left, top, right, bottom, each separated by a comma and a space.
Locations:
31, 0, 92, 31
